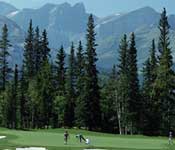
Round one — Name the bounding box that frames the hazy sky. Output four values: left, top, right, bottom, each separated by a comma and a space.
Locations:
2, 0, 175, 16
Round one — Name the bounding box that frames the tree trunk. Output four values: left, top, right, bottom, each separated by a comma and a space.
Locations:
118, 112, 122, 135
130, 122, 133, 135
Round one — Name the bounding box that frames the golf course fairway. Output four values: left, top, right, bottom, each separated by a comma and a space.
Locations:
0, 128, 174, 150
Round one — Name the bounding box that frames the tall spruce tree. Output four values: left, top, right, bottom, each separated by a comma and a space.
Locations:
142, 39, 157, 104
117, 34, 130, 135
101, 65, 118, 133
127, 32, 140, 134
33, 26, 41, 74
6, 64, 19, 129
23, 20, 35, 78
0, 24, 11, 127
64, 42, 76, 127
0, 24, 11, 91
142, 39, 158, 135
19, 65, 29, 129
143, 39, 157, 100
56, 45, 66, 95
41, 29, 50, 62
13, 64, 19, 128
158, 8, 170, 55
5, 84, 13, 128
75, 41, 86, 128
84, 14, 101, 130
53, 45, 66, 127
36, 60, 54, 128
153, 8, 175, 134
149, 39, 157, 82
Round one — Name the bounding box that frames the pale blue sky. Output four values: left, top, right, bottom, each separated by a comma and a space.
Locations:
2, 0, 175, 16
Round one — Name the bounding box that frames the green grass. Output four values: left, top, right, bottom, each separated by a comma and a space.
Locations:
0, 128, 174, 150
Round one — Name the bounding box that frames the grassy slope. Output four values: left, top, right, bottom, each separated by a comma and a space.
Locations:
0, 128, 174, 150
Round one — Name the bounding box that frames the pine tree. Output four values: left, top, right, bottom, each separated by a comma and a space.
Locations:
158, 8, 170, 55
36, 60, 54, 128
5, 84, 13, 128
127, 32, 140, 134
19, 65, 29, 129
101, 65, 118, 133
142, 39, 158, 134
23, 19, 35, 78
142, 39, 157, 101
33, 26, 42, 74
53, 46, 66, 127
0, 24, 11, 91
84, 14, 101, 130
13, 64, 19, 128
116, 34, 130, 134
142, 59, 151, 101
75, 41, 86, 128
64, 42, 76, 127
6, 64, 19, 129
41, 29, 50, 62
150, 39, 157, 82
118, 34, 128, 74
56, 45, 66, 95
153, 8, 175, 134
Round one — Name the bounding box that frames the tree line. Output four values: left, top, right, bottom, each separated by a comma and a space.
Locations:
0, 14, 101, 131
0, 9, 174, 136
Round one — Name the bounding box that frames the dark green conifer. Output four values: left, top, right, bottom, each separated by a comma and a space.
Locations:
56, 45, 66, 95
75, 41, 86, 128
84, 14, 101, 130
23, 20, 34, 78
127, 32, 140, 134
64, 42, 76, 127
0, 24, 11, 91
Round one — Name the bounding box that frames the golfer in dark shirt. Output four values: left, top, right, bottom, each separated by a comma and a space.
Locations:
76, 133, 86, 143
64, 130, 69, 144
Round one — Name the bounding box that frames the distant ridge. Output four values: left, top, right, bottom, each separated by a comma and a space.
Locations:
0, 2, 174, 69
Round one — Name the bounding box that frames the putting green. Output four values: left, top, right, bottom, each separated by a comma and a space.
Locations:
0, 128, 174, 150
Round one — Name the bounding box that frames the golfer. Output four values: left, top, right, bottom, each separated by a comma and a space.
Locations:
76, 133, 86, 143
64, 130, 69, 144
169, 131, 173, 145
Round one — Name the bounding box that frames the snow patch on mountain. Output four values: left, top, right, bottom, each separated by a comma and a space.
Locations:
115, 13, 121, 16
7, 10, 19, 17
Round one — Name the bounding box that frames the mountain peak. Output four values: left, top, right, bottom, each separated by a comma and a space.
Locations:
38, 3, 56, 11
74, 2, 85, 8
0, 1, 16, 7
73, 2, 86, 13
58, 2, 71, 8
0, 1, 17, 15
135, 6, 157, 13
41, 3, 56, 8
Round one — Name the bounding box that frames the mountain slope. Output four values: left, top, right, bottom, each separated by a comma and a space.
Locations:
0, 1, 17, 16
9, 2, 91, 49
0, 2, 175, 69
96, 7, 175, 68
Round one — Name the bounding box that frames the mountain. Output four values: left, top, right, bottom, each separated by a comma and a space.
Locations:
0, 1, 18, 16
96, 7, 160, 68
96, 7, 175, 68
9, 2, 91, 49
0, 2, 175, 69
97, 7, 159, 38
